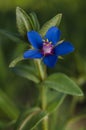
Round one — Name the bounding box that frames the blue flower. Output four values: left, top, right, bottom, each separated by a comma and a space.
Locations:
23, 26, 74, 67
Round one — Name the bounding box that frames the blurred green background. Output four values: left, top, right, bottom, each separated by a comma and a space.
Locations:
0, 0, 86, 130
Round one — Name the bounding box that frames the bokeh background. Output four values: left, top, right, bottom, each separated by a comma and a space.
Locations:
0, 0, 86, 130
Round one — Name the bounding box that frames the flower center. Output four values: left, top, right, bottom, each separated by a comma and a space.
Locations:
41, 39, 54, 55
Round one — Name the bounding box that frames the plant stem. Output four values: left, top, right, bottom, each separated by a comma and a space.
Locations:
35, 59, 48, 130
41, 86, 48, 130
35, 59, 46, 81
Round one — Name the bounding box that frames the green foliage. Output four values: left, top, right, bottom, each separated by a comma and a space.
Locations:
16, 7, 33, 37
16, 7, 40, 38
39, 13, 62, 37
15, 107, 47, 130
46, 92, 66, 113
43, 73, 83, 96
29, 12, 40, 31
9, 55, 24, 68
14, 65, 40, 83
15, 93, 66, 130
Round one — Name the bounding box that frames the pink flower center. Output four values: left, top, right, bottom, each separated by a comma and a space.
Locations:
41, 39, 54, 55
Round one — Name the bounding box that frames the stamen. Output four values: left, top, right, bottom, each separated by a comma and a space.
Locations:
46, 39, 49, 42
58, 56, 63, 59
58, 39, 64, 45
42, 39, 45, 42
49, 42, 52, 44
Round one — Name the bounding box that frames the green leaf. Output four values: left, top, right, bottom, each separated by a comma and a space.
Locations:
14, 65, 40, 83
29, 12, 40, 31
9, 55, 24, 68
39, 13, 62, 37
43, 73, 83, 96
15, 107, 47, 130
46, 91, 66, 113
0, 89, 19, 119
16, 7, 33, 37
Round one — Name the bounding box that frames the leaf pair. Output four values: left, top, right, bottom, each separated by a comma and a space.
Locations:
16, 6, 62, 38
15, 92, 65, 130
9, 60, 83, 96
15, 73, 83, 130
15, 107, 47, 130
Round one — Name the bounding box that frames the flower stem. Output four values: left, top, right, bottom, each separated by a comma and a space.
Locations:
35, 59, 48, 130
41, 86, 48, 130
36, 60, 45, 81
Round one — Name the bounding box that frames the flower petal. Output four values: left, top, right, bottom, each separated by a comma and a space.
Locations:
43, 55, 57, 67
55, 41, 75, 55
45, 26, 61, 45
23, 49, 43, 59
27, 31, 43, 49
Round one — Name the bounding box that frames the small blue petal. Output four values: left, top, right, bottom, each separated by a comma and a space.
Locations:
45, 26, 61, 45
43, 55, 57, 67
27, 31, 43, 49
55, 41, 75, 55
23, 49, 43, 59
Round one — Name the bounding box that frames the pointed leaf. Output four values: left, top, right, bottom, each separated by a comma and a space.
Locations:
9, 55, 24, 68
16, 7, 33, 37
39, 13, 62, 37
43, 73, 83, 96
29, 12, 40, 31
14, 65, 40, 83
15, 107, 47, 130
0, 89, 19, 119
